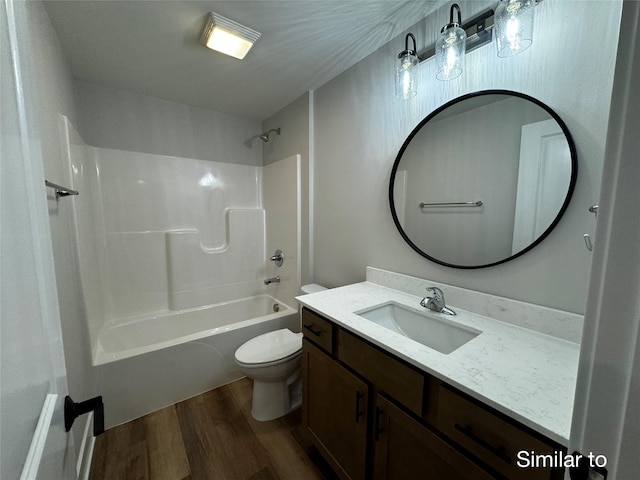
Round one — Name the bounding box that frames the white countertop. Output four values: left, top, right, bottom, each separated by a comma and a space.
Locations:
297, 281, 580, 446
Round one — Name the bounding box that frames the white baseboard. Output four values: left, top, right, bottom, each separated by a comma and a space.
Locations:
76, 412, 96, 480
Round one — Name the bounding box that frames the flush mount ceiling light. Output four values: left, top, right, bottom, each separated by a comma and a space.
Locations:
200, 12, 261, 60
436, 3, 466, 81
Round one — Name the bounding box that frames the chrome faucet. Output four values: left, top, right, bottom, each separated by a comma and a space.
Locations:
420, 287, 456, 316
270, 249, 284, 267
264, 276, 280, 285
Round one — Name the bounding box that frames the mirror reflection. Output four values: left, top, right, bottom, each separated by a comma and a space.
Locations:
389, 90, 577, 268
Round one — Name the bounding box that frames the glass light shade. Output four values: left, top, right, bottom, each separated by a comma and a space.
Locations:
436, 25, 466, 81
495, 0, 535, 58
395, 52, 418, 99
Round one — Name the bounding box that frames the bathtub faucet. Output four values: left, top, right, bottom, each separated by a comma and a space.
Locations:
264, 276, 280, 285
270, 249, 284, 267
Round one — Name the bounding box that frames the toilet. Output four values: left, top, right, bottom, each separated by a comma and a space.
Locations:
234, 283, 327, 421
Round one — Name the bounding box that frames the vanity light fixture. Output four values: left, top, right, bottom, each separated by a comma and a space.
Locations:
395, 33, 419, 99
436, 4, 466, 81
200, 12, 261, 60
394, 1, 541, 98
494, 0, 535, 57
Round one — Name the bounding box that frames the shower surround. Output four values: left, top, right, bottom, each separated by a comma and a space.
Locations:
60, 116, 303, 426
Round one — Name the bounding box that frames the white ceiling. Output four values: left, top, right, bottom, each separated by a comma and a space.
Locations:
43, 1, 446, 121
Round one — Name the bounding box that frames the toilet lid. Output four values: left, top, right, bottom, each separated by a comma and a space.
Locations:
235, 328, 302, 365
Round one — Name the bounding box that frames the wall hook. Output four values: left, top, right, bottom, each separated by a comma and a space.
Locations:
584, 205, 599, 252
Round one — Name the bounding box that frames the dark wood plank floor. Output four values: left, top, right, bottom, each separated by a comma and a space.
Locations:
90, 378, 335, 480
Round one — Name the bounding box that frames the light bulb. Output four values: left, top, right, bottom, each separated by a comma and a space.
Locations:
436, 4, 466, 81
495, 0, 535, 57
436, 26, 466, 81
396, 52, 418, 99
395, 33, 419, 99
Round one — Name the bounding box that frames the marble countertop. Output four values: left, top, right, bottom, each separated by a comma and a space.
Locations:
297, 281, 580, 446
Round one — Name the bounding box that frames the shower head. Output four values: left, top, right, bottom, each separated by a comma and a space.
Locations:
259, 128, 281, 143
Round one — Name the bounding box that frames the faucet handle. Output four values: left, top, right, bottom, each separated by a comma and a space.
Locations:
426, 286, 444, 301
270, 249, 284, 267
422, 287, 456, 315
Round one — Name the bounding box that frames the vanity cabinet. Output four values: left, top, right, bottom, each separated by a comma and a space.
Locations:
436, 386, 560, 480
301, 308, 565, 480
373, 394, 495, 479
302, 338, 368, 480
302, 308, 334, 353
338, 329, 423, 416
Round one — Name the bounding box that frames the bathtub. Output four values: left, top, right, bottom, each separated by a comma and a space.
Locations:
93, 295, 299, 428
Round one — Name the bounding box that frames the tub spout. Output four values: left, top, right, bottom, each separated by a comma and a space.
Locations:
264, 276, 280, 285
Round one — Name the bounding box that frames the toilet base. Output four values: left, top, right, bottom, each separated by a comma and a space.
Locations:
250, 373, 301, 422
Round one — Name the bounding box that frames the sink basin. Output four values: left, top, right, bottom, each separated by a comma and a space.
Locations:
355, 302, 481, 354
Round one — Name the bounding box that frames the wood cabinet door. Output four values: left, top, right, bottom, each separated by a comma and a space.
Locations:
373, 395, 496, 480
302, 339, 368, 480
437, 385, 562, 480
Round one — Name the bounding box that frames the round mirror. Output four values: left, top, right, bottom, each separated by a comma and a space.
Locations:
389, 90, 577, 269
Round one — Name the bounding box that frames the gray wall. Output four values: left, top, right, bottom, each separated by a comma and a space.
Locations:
311, 0, 622, 314
74, 81, 262, 166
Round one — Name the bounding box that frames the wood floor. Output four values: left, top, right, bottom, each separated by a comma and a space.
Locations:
89, 378, 336, 480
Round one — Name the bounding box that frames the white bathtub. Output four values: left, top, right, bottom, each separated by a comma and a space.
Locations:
93, 295, 299, 428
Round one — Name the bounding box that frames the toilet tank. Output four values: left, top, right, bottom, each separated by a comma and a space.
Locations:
300, 283, 327, 295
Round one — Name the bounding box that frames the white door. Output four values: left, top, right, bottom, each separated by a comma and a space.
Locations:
1, 0, 75, 478
511, 119, 572, 254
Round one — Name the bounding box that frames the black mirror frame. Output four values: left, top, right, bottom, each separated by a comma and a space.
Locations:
389, 89, 578, 269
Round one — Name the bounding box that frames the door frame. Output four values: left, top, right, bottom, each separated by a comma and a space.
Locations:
569, 2, 640, 479
1, 0, 74, 478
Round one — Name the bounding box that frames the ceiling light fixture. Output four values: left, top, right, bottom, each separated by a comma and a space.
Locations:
200, 12, 261, 60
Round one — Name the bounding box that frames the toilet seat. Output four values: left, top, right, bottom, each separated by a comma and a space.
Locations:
235, 328, 302, 366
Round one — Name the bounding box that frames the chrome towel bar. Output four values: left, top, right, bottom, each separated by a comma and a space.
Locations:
420, 200, 483, 208
45, 180, 78, 198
